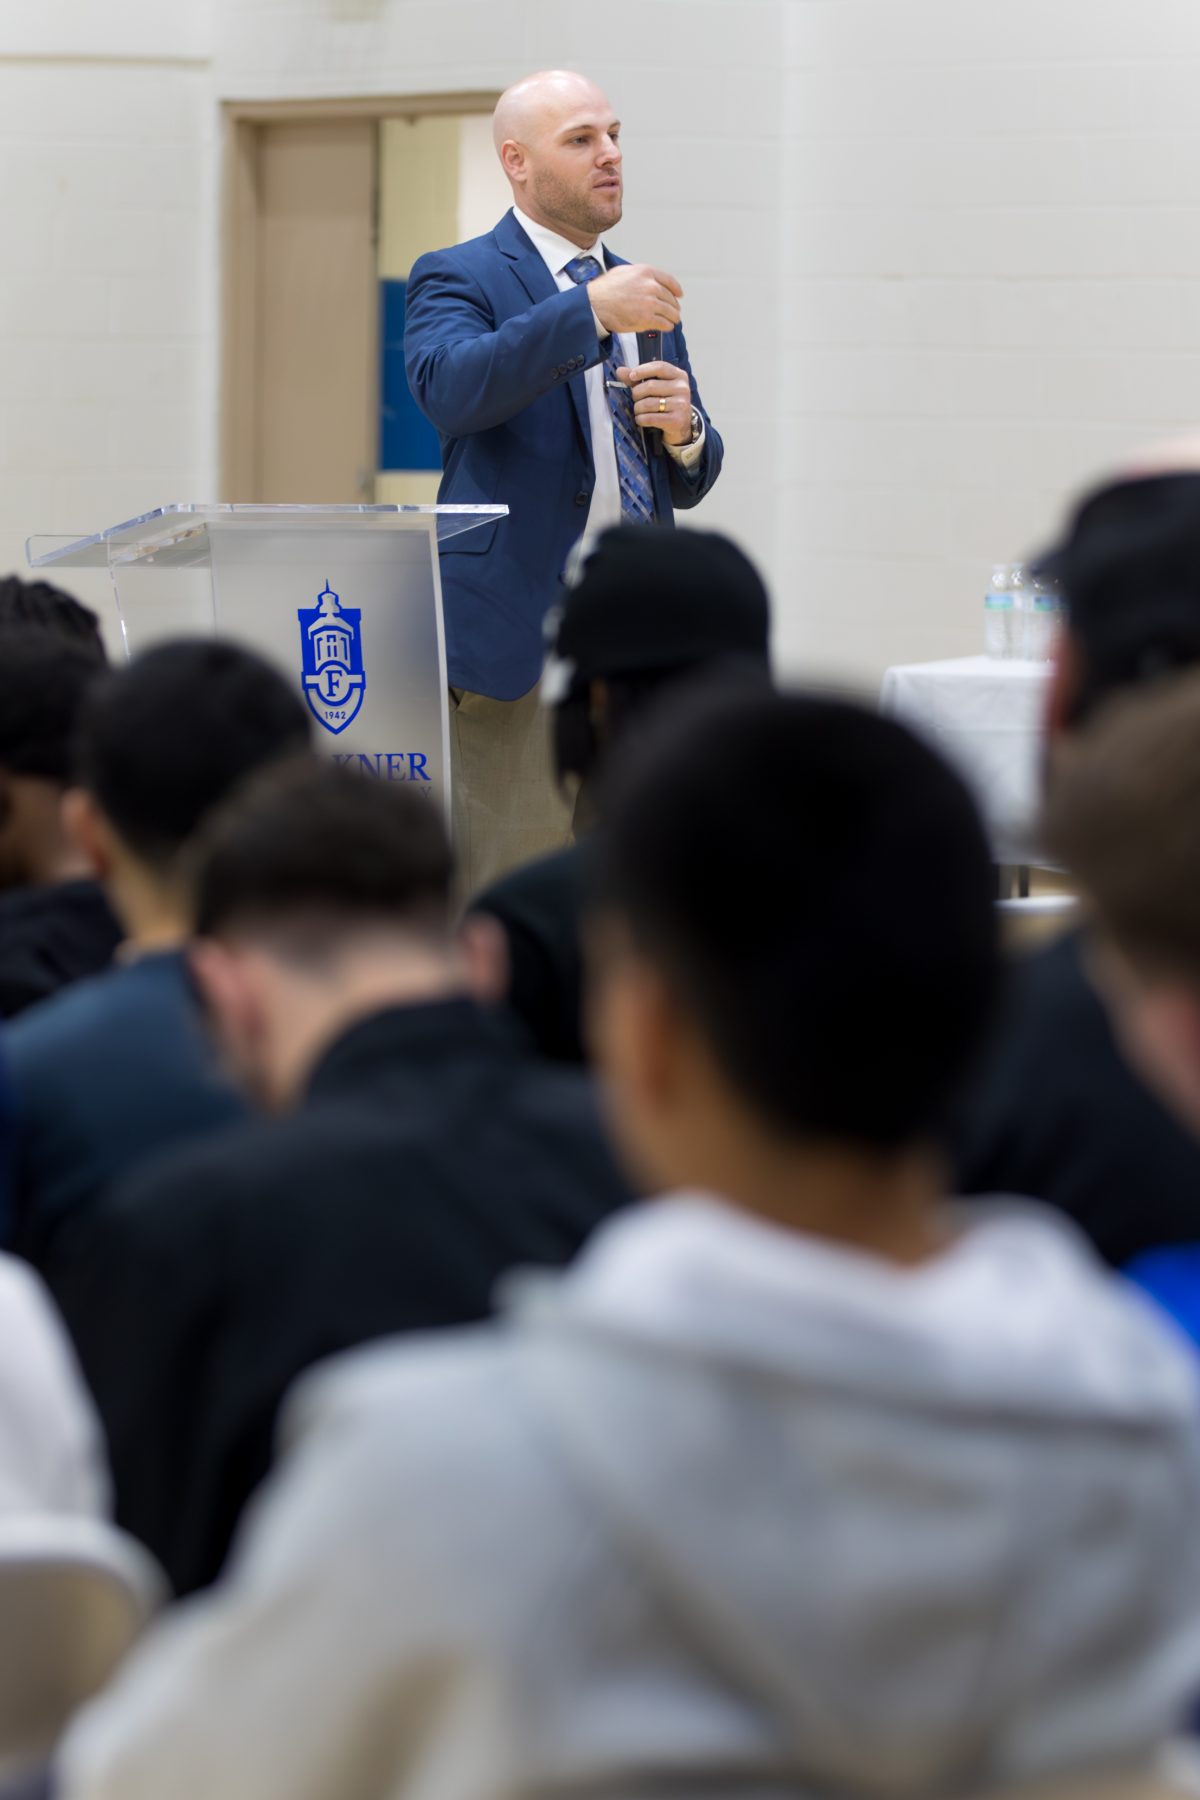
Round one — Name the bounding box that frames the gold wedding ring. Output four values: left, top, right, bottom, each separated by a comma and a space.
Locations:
658, 397, 667, 412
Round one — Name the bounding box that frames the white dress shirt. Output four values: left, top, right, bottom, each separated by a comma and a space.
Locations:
512, 206, 704, 546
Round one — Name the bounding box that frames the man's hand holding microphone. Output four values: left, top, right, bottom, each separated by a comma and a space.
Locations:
586, 263, 697, 449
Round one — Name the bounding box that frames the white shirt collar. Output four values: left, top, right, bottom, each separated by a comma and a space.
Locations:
512, 205, 607, 280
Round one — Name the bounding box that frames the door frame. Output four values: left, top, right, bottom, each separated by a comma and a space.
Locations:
219, 92, 498, 499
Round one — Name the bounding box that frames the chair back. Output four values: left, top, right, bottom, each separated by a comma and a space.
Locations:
958, 1762, 1200, 1800
0, 1515, 165, 1778
997, 892, 1079, 951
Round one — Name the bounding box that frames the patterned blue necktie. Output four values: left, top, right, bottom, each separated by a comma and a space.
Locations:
564, 254, 655, 523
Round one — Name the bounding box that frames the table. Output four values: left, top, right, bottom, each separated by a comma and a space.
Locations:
880, 655, 1053, 866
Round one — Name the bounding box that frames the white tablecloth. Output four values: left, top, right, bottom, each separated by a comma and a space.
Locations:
880, 655, 1053, 862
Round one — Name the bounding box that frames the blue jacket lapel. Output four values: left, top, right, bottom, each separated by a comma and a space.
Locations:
495, 209, 557, 306
495, 211, 591, 457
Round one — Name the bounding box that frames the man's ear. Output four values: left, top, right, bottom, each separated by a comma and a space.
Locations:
628, 964, 686, 1112
1122, 982, 1200, 1142
62, 788, 112, 879
0, 771, 24, 888
459, 911, 510, 1005
1046, 634, 1082, 741
589, 677, 610, 732
584, 920, 679, 1109
500, 139, 527, 184
1091, 940, 1200, 1140
189, 939, 262, 1058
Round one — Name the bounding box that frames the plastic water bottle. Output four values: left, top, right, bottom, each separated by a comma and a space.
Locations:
1024, 572, 1063, 663
984, 565, 1014, 659
1009, 563, 1030, 660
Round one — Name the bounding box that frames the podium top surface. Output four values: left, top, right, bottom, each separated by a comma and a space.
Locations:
27, 502, 509, 571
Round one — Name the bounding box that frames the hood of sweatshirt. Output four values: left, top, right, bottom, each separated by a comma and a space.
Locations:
509, 1196, 1200, 1795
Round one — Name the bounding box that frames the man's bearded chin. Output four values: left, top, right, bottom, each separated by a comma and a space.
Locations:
530, 168, 621, 239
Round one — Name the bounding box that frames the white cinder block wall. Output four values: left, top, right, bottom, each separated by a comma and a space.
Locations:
7, 0, 1200, 688
781, 0, 1200, 685
0, 1, 218, 636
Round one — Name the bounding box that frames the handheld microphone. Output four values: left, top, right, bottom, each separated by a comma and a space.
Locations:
637, 329, 665, 457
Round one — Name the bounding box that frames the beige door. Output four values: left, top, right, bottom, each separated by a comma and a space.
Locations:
225, 118, 377, 503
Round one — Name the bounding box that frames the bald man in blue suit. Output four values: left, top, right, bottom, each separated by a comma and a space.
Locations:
405, 69, 723, 898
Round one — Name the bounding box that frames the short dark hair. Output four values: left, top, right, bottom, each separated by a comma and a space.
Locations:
594, 684, 999, 1149
1035, 473, 1200, 726
193, 759, 453, 947
0, 632, 105, 782
0, 577, 106, 664
76, 639, 311, 870
554, 664, 767, 788
548, 525, 772, 786
1043, 667, 1200, 984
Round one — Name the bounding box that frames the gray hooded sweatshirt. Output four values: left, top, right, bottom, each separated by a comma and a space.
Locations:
60, 1197, 1200, 1800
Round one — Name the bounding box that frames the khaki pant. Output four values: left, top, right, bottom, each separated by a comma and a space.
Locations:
448, 684, 574, 905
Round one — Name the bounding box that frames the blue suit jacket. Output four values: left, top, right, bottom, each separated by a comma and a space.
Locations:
404, 210, 724, 700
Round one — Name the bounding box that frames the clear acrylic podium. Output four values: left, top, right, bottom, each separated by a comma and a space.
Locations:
26, 503, 509, 818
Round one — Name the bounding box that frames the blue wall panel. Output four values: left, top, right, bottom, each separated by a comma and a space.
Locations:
379, 278, 442, 472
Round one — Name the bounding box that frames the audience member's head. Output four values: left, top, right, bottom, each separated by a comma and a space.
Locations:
1039, 469, 1200, 734
545, 524, 770, 793
68, 638, 311, 942
588, 685, 998, 1235
189, 760, 459, 1107
0, 632, 106, 889
0, 575, 107, 664
1044, 666, 1200, 1138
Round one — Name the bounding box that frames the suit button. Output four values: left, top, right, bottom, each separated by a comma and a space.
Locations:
574, 491, 589, 507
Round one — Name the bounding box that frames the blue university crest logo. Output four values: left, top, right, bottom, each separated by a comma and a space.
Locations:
298, 581, 365, 735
